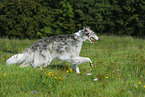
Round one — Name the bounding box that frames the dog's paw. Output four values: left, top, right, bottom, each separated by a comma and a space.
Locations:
90, 63, 93, 67
76, 70, 80, 74
76, 71, 80, 74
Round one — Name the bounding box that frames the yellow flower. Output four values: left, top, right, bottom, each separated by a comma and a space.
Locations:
58, 77, 61, 79
139, 82, 142, 84
55, 73, 58, 76
66, 70, 69, 73
135, 86, 138, 88
105, 77, 108, 79
37, 69, 39, 71
47, 72, 53, 76
51, 74, 54, 76
4, 74, 6, 76
69, 68, 72, 72
49, 72, 53, 74
54, 77, 57, 79
144, 85, 145, 88
90, 69, 92, 71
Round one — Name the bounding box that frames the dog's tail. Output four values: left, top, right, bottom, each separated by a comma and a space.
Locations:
6, 53, 26, 65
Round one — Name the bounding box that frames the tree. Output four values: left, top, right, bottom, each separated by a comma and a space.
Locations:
0, 0, 51, 38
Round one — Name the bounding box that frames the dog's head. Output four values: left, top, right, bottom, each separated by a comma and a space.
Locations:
82, 26, 99, 43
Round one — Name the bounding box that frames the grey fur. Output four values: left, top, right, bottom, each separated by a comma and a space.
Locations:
6, 26, 99, 73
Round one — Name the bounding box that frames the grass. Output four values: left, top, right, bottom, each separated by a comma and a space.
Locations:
0, 35, 145, 97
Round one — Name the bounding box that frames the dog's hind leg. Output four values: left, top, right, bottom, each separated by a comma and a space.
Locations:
39, 59, 53, 70
74, 65, 80, 73
43, 59, 53, 67
19, 62, 30, 67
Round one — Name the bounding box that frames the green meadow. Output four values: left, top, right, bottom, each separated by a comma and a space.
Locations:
0, 35, 144, 97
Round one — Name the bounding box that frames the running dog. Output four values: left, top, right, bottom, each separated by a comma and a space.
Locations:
6, 26, 99, 73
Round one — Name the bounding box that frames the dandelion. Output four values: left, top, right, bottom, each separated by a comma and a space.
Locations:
49, 72, 53, 74
69, 68, 72, 72
54, 77, 57, 79
105, 76, 108, 79
144, 85, 145, 88
58, 77, 61, 79
135, 86, 138, 88
4, 74, 6, 76
90, 69, 92, 71
66, 70, 69, 73
139, 82, 142, 84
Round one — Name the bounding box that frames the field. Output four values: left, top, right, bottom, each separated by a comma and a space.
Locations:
0, 35, 145, 97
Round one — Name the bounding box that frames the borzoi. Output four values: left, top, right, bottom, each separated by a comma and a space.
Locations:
6, 26, 99, 73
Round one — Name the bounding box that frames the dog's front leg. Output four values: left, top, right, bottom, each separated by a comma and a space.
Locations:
70, 56, 93, 73
74, 57, 93, 66
90, 62, 93, 67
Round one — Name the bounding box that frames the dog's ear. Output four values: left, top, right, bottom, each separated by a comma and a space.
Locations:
83, 26, 86, 30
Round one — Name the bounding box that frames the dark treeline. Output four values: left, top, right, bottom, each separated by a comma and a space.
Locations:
0, 0, 145, 39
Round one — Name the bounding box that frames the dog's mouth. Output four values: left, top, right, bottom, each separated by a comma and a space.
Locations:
89, 36, 99, 43
88, 37, 95, 43
90, 38, 95, 43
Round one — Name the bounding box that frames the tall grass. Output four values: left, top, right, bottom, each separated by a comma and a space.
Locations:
0, 35, 144, 97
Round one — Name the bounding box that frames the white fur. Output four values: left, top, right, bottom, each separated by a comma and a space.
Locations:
6, 27, 99, 73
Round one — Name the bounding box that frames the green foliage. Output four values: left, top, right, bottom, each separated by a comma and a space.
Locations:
37, 26, 52, 38
0, 0, 145, 38
0, 0, 51, 38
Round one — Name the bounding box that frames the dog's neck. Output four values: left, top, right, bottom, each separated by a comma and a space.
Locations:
74, 30, 82, 36
74, 30, 87, 42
